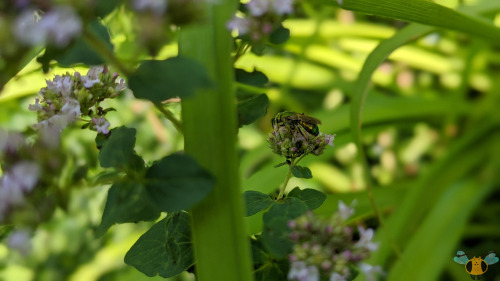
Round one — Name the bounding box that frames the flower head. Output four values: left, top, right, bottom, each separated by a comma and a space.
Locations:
14, 6, 82, 47
268, 112, 334, 159
288, 261, 320, 281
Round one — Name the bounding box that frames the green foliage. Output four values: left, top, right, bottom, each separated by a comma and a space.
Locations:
291, 165, 312, 179
269, 25, 291, 45
244, 190, 275, 216
144, 154, 215, 212
235, 69, 269, 87
98, 126, 139, 169
129, 57, 213, 103
261, 198, 308, 258
252, 239, 289, 281
96, 182, 161, 236
286, 187, 325, 210
237, 94, 270, 127
124, 212, 194, 278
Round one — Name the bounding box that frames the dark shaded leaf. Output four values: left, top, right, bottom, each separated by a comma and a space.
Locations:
144, 154, 215, 212
95, 0, 121, 17
129, 56, 213, 103
291, 166, 312, 179
244, 190, 275, 216
261, 216, 293, 258
269, 25, 290, 45
235, 68, 269, 87
263, 197, 308, 221
287, 187, 326, 210
261, 198, 308, 258
238, 94, 269, 127
255, 261, 288, 281
125, 212, 194, 278
98, 126, 138, 169
96, 182, 161, 236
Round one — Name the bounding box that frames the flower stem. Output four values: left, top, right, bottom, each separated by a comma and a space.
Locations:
154, 103, 183, 134
82, 30, 133, 77
277, 158, 295, 200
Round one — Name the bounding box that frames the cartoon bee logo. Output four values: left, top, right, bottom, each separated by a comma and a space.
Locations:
454, 250, 499, 280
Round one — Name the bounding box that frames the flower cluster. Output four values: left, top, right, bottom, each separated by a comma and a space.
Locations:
268, 118, 335, 159
287, 201, 382, 281
14, 6, 82, 48
0, 130, 38, 223
227, 0, 294, 42
29, 66, 126, 136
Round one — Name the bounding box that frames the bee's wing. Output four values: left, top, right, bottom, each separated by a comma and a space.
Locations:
454, 251, 469, 264
484, 252, 499, 265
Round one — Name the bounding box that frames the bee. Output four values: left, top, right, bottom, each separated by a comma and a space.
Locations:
271, 111, 321, 136
454, 250, 499, 280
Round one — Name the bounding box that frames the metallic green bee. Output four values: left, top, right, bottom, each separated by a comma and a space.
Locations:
271, 111, 321, 136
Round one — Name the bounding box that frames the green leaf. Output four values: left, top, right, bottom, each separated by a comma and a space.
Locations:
387, 180, 493, 281
269, 25, 290, 45
287, 187, 326, 210
96, 182, 161, 236
38, 20, 112, 71
333, 0, 500, 45
261, 216, 293, 258
255, 261, 288, 281
237, 94, 269, 127
235, 69, 269, 87
261, 198, 308, 258
95, 0, 121, 17
291, 166, 312, 179
244, 191, 275, 217
125, 212, 194, 278
98, 126, 138, 169
144, 154, 215, 212
264, 197, 308, 221
129, 56, 213, 103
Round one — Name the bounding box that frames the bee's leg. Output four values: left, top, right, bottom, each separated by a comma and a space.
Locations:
477, 274, 483, 280
470, 274, 476, 280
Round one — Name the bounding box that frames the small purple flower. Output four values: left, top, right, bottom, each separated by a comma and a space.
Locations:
29, 98, 43, 112
329, 272, 346, 281
7, 230, 32, 256
288, 261, 319, 281
41, 6, 82, 47
247, 0, 270, 17
92, 117, 110, 134
355, 226, 378, 252
61, 98, 81, 118
227, 16, 252, 35
273, 0, 294, 15
132, 0, 168, 15
338, 199, 356, 220
359, 263, 383, 281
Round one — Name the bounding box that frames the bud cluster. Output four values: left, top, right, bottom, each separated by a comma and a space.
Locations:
29, 66, 126, 135
227, 0, 295, 43
287, 201, 381, 281
268, 122, 334, 159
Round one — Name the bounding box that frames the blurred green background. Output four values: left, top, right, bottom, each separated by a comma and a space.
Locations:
1, 0, 500, 280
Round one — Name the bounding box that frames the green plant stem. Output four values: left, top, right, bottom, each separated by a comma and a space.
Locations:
154, 103, 183, 134
276, 154, 306, 200
277, 158, 295, 200
178, 1, 254, 281
82, 30, 133, 77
